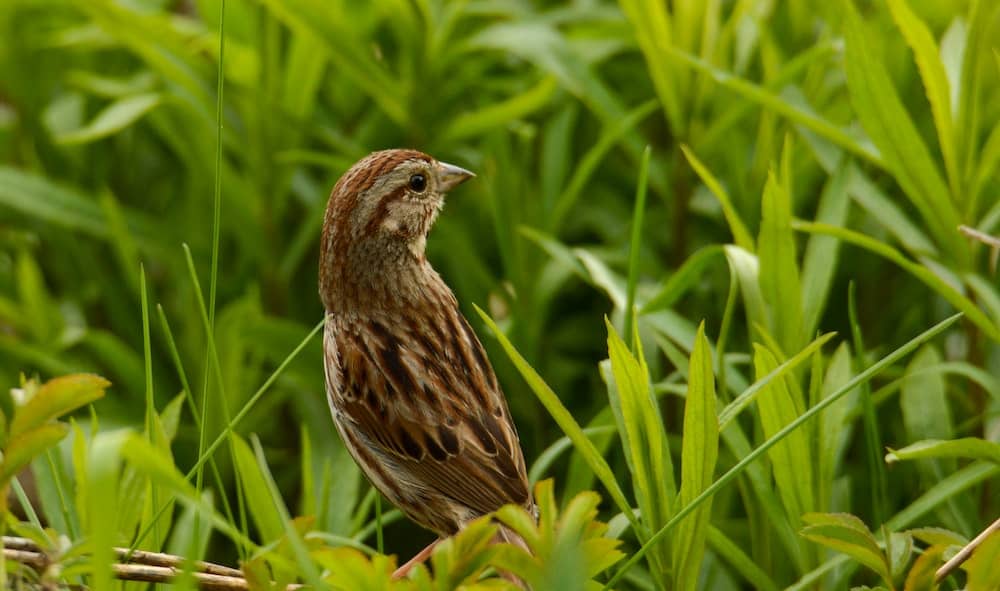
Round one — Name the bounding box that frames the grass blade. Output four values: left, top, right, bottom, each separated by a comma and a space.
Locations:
718, 332, 835, 430
793, 221, 1000, 340
672, 323, 718, 591
606, 318, 672, 586
476, 306, 643, 538
758, 173, 804, 356
603, 313, 962, 588
886, 0, 959, 198
681, 146, 754, 251
623, 146, 651, 340
843, 1, 965, 262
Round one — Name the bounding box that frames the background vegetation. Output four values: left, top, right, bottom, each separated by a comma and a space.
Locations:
0, 0, 998, 589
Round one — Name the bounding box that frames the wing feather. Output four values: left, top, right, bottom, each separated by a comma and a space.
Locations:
331, 308, 530, 525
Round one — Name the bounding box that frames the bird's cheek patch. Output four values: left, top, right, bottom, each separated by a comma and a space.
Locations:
381, 201, 424, 236
381, 216, 403, 234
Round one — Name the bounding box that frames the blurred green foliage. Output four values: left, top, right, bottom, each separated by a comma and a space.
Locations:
1, 0, 999, 589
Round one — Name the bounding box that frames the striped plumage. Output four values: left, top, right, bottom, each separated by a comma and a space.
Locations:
319, 149, 532, 542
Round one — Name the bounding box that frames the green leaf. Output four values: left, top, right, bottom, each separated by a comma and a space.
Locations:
623, 146, 651, 338
888, 531, 914, 582
672, 323, 718, 591
665, 47, 881, 165
845, 165, 938, 257
442, 77, 559, 142
0, 167, 169, 255
907, 527, 967, 547
0, 423, 68, 488
758, 173, 804, 355
706, 526, 780, 591
617, 0, 683, 132
258, 0, 406, 124
957, 0, 1000, 219
521, 228, 591, 286
31, 446, 78, 537
476, 306, 642, 537
548, 99, 659, 231
681, 146, 754, 251
800, 512, 891, 585
469, 20, 626, 127
904, 543, 948, 591
247, 436, 326, 589
231, 434, 285, 544
10, 374, 109, 440
119, 432, 265, 557
279, 27, 327, 145
793, 221, 1000, 341
887, 462, 998, 531
605, 313, 954, 587
886, 0, 959, 198
886, 438, 1000, 464
901, 345, 954, 441
964, 273, 1000, 334
425, 517, 499, 588
642, 245, 725, 314
71, 0, 213, 115
494, 480, 623, 588
754, 346, 815, 529
86, 429, 130, 591
605, 318, 672, 580
800, 164, 850, 338
718, 332, 835, 430
723, 246, 768, 337
818, 344, 857, 512
965, 528, 1000, 590
842, 2, 964, 262
311, 547, 396, 590
167, 489, 214, 563
56, 92, 161, 144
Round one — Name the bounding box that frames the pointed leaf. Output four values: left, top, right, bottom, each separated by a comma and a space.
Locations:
477, 307, 640, 535
801, 512, 891, 584
843, 3, 963, 259
672, 323, 719, 591
0, 424, 69, 487
887, 0, 959, 196
886, 438, 1000, 464
231, 434, 285, 544
10, 375, 109, 440
605, 318, 674, 558
754, 346, 815, 528
966, 528, 1000, 591
681, 146, 754, 251
57, 93, 161, 144
758, 174, 803, 355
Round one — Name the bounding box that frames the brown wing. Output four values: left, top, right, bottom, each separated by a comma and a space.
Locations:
332, 307, 530, 522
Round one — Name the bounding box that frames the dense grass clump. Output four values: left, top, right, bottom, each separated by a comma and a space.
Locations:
0, 0, 998, 589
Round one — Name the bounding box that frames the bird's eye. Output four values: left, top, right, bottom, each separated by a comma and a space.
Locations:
408, 173, 427, 193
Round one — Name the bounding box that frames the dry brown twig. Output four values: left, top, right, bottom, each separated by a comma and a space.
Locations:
2, 536, 303, 590
959, 225, 1000, 273
934, 515, 1000, 583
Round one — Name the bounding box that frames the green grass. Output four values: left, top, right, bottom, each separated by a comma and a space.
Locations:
0, 0, 999, 589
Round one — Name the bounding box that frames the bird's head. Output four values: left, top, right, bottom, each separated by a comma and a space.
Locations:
319, 149, 474, 307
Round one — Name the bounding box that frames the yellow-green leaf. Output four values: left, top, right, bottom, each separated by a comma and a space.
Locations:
0, 423, 68, 487
10, 374, 109, 440
801, 512, 891, 585
672, 323, 718, 591
886, 0, 959, 197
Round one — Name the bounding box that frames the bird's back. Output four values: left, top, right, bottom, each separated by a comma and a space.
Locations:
323, 281, 531, 535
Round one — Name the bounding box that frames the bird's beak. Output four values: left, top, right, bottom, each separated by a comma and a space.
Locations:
437, 161, 475, 192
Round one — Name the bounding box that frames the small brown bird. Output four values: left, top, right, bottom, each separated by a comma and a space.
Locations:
319, 149, 532, 575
